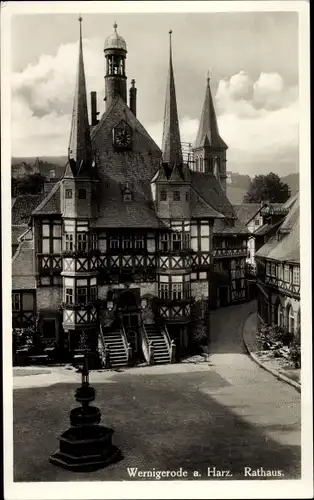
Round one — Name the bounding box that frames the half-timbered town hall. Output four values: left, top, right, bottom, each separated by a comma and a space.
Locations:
12, 20, 249, 367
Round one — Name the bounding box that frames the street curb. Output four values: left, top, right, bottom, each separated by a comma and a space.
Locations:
242, 313, 301, 393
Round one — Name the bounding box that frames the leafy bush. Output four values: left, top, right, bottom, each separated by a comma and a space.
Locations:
258, 324, 293, 350
192, 322, 208, 346
289, 328, 301, 368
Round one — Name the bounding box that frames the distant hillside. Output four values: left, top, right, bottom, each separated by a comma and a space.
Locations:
281, 173, 299, 196
12, 156, 67, 167
227, 186, 247, 205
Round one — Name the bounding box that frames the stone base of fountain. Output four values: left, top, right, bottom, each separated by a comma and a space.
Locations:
49, 354, 122, 472
49, 424, 122, 472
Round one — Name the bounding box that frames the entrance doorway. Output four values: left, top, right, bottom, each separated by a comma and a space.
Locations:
218, 286, 229, 307
116, 290, 141, 357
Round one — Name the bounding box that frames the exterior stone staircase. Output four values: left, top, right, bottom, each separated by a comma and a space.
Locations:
144, 324, 171, 365
102, 330, 128, 368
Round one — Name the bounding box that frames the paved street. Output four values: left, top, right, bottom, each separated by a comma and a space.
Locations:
13, 302, 301, 481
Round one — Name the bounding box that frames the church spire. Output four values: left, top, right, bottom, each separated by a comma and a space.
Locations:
194, 73, 227, 150
161, 30, 183, 166
68, 16, 93, 177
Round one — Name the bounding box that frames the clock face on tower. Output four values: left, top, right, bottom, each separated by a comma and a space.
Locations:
113, 127, 132, 148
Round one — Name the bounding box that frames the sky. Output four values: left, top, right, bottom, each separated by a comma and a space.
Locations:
11, 11, 299, 176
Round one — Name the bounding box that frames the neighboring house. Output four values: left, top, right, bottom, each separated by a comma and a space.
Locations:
11, 162, 38, 179
234, 202, 288, 268
11, 194, 43, 257
255, 193, 300, 334
12, 22, 249, 366
12, 158, 66, 181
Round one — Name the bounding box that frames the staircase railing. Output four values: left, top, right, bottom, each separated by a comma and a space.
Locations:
161, 324, 176, 363
140, 322, 154, 365
99, 323, 110, 368
120, 321, 132, 365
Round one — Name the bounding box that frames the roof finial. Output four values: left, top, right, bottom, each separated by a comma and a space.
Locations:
207, 70, 210, 84
113, 21, 118, 31
169, 30, 173, 61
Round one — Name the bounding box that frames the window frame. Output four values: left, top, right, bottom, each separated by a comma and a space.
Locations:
65, 189, 73, 199
12, 293, 21, 311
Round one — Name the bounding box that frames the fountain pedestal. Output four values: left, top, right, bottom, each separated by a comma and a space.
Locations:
49, 356, 122, 471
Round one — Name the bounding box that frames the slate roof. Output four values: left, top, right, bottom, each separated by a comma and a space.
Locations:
12, 225, 28, 248
254, 220, 282, 237
194, 77, 227, 150
91, 95, 162, 228
12, 239, 36, 289
190, 171, 235, 218
255, 193, 299, 264
190, 188, 225, 219
233, 203, 261, 225
12, 194, 43, 224
32, 181, 61, 216
67, 20, 93, 178
161, 32, 183, 166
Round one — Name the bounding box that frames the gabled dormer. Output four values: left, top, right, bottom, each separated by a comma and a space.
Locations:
193, 76, 228, 191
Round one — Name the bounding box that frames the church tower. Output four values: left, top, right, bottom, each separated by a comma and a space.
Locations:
104, 23, 127, 109
193, 75, 228, 191
153, 30, 191, 221
61, 17, 99, 353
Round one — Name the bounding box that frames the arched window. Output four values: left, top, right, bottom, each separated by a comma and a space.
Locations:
297, 308, 301, 331
199, 157, 204, 172
277, 303, 284, 327
288, 306, 295, 334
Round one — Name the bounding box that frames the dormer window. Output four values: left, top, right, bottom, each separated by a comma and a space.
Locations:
78, 189, 86, 199
123, 188, 133, 201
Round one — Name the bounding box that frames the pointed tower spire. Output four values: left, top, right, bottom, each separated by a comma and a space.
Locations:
194, 74, 227, 150
68, 16, 93, 176
161, 30, 183, 166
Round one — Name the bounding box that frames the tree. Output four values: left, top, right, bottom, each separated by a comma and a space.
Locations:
243, 172, 291, 203
11, 173, 46, 196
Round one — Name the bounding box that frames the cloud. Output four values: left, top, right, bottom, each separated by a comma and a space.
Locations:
11, 42, 299, 176
214, 71, 299, 174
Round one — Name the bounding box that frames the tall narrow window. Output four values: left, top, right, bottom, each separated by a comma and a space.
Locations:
65, 288, 73, 305
288, 306, 295, 334
199, 157, 204, 172
65, 189, 73, 199
77, 233, 88, 252
135, 233, 144, 250
160, 233, 170, 252
172, 232, 182, 252
173, 191, 180, 201
77, 287, 88, 304
90, 286, 97, 302
122, 235, 132, 250
160, 190, 167, 201
109, 235, 119, 250
91, 233, 98, 250
159, 283, 169, 300
12, 293, 20, 311
78, 189, 87, 199
172, 283, 182, 300
284, 265, 290, 282
293, 267, 300, 285
65, 233, 74, 251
